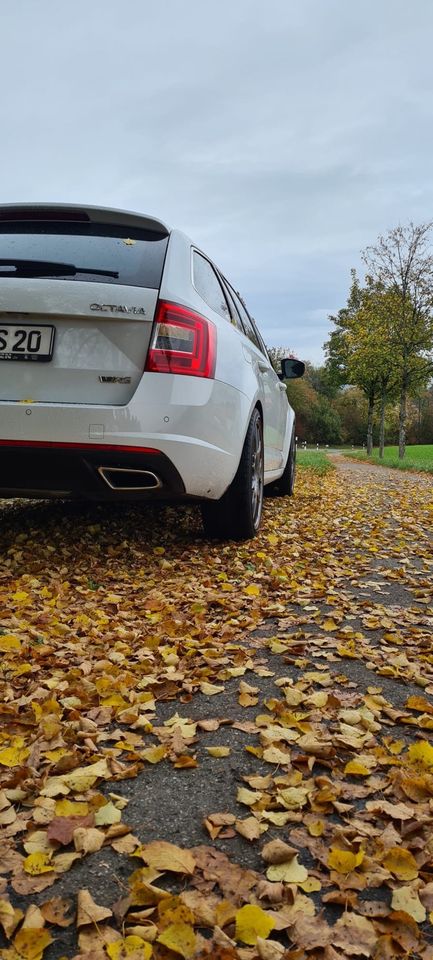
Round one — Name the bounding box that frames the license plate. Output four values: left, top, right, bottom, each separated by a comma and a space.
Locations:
0, 324, 55, 362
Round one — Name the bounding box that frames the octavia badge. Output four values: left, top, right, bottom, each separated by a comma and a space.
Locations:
90, 303, 146, 315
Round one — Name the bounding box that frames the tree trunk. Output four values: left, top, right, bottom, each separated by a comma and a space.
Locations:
398, 377, 407, 459
379, 388, 386, 458
367, 395, 374, 455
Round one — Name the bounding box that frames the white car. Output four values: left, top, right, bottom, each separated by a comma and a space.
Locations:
0, 203, 304, 540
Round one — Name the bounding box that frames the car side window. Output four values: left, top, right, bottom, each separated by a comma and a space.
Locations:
218, 277, 245, 333
192, 251, 231, 321
225, 281, 264, 353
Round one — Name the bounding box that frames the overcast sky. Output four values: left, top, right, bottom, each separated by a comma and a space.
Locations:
2, 0, 433, 362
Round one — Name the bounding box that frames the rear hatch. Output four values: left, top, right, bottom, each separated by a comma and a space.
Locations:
0, 205, 169, 405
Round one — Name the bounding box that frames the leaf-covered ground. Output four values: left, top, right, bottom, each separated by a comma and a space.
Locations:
1, 456, 433, 960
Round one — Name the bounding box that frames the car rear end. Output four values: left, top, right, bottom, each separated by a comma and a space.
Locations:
0, 204, 249, 502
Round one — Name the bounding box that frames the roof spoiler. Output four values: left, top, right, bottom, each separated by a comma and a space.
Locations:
0, 203, 170, 236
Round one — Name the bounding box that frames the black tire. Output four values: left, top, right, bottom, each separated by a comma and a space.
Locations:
265, 429, 296, 498
201, 408, 264, 541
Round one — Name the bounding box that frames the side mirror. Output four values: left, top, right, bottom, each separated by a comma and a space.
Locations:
279, 358, 305, 380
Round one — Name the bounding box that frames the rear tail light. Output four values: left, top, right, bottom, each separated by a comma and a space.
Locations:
145, 300, 216, 378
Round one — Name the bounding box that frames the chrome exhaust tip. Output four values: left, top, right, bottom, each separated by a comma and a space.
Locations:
98, 467, 162, 491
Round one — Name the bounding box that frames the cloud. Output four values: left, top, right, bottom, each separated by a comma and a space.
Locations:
1, 0, 433, 363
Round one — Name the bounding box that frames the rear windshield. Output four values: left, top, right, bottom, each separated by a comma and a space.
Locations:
0, 222, 169, 287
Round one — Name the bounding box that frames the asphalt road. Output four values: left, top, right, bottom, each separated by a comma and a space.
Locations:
1, 456, 432, 958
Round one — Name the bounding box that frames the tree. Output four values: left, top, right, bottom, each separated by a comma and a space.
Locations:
326, 272, 385, 454
285, 376, 342, 444
334, 387, 368, 445
266, 346, 295, 375
363, 222, 433, 458
348, 284, 401, 458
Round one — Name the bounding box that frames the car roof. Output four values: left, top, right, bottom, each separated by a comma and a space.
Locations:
0, 203, 170, 236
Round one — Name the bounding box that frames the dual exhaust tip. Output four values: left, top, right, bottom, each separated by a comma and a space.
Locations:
97, 466, 162, 491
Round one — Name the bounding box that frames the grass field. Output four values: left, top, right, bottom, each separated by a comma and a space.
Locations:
347, 444, 433, 474
296, 449, 334, 474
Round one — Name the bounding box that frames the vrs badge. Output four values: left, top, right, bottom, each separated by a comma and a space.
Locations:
99, 376, 132, 384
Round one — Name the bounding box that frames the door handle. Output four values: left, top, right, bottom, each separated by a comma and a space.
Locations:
257, 360, 269, 373
278, 381, 287, 390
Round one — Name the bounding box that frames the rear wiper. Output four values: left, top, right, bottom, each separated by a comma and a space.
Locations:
0, 259, 118, 278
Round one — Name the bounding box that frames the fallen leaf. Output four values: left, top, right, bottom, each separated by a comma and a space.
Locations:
13, 927, 53, 958
76, 889, 113, 927
157, 921, 196, 957
73, 826, 106, 853
135, 841, 195, 874
328, 848, 364, 874
235, 904, 275, 945
106, 936, 153, 959
391, 886, 426, 922
266, 857, 308, 884
382, 847, 419, 881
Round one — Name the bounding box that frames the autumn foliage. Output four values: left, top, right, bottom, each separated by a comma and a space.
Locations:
0, 463, 433, 958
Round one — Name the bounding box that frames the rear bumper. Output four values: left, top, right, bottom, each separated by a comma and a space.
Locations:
0, 441, 186, 500
0, 377, 252, 500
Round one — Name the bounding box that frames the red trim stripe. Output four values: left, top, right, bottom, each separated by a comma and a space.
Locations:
0, 440, 159, 454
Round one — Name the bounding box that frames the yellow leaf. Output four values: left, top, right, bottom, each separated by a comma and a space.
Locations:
107, 936, 153, 959
101, 694, 129, 708
245, 585, 260, 596
307, 819, 324, 837
388, 740, 405, 757
328, 848, 364, 874
23, 852, 53, 876
260, 811, 292, 826
237, 787, 263, 807
0, 634, 21, 653
94, 801, 121, 826
278, 787, 308, 809
205, 747, 231, 758
12, 591, 30, 603
383, 847, 419, 881
299, 877, 322, 893
0, 745, 30, 767
266, 857, 308, 884
408, 740, 433, 769
406, 695, 433, 714
157, 922, 196, 958
141, 745, 166, 764
13, 927, 53, 959
235, 904, 275, 945
158, 896, 194, 927
164, 715, 197, 737
322, 618, 338, 632
54, 800, 89, 817
46, 757, 111, 795
44, 748, 68, 763
344, 760, 371, 777
12, 662, 32, 677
